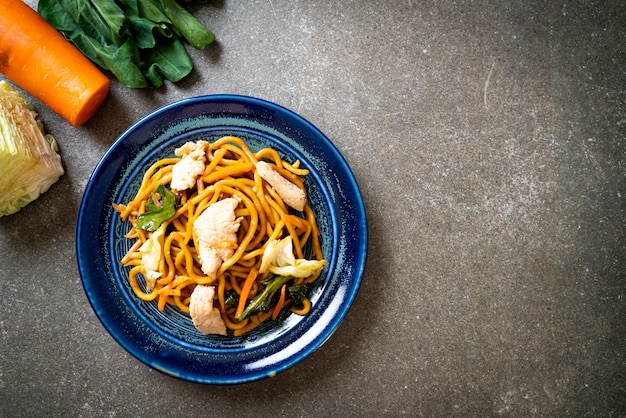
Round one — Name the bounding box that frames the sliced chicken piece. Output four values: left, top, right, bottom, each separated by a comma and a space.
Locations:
170, 140, 209, 192
189, 285, 227, 335
193, 196, 242, 279
256, 161, 307, 211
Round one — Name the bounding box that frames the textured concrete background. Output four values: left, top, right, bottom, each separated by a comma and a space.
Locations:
1, 0, 624, 416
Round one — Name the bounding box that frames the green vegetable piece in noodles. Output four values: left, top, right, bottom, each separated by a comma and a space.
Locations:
136, 184, 177, 231
238, 275, 293, 320
224, 291, 239, 307
288, 284, 311, 306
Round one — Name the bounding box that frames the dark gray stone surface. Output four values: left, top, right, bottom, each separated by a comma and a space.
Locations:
1, 1, 624, 416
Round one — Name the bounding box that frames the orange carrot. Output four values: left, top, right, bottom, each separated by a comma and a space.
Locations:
0, 0, 110, 126
157, 292, 168, 311
271, 284, 287, 320
236, 268, 259, 319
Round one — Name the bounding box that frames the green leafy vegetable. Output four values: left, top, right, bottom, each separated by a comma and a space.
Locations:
38, 0, 215, 88
288, 284, 311, 306
90, 0, 127, 37
269, 284, 313, 325
0, 81, 64, 217
238, 275, 294, 321
136, 184, 176, 231
159, 0, 215, 49
224, 290, 239, 307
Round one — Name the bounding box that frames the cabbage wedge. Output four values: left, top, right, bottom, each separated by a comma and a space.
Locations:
259, 235, 326, 278
0, 81, 64, 216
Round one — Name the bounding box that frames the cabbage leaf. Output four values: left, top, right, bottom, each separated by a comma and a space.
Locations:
0, 81, 64, 217
259, 235, 326, 278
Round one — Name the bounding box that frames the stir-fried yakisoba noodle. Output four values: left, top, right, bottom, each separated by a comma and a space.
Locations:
113, 136, 326, 337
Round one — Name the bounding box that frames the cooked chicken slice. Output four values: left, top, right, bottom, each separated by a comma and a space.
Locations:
256, 161, 307, 211
189, 285, 227, 335
193, 196, 242, 279
170, 140, 209, 192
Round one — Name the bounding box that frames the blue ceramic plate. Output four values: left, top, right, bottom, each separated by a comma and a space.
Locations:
76, 95, 367, 385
